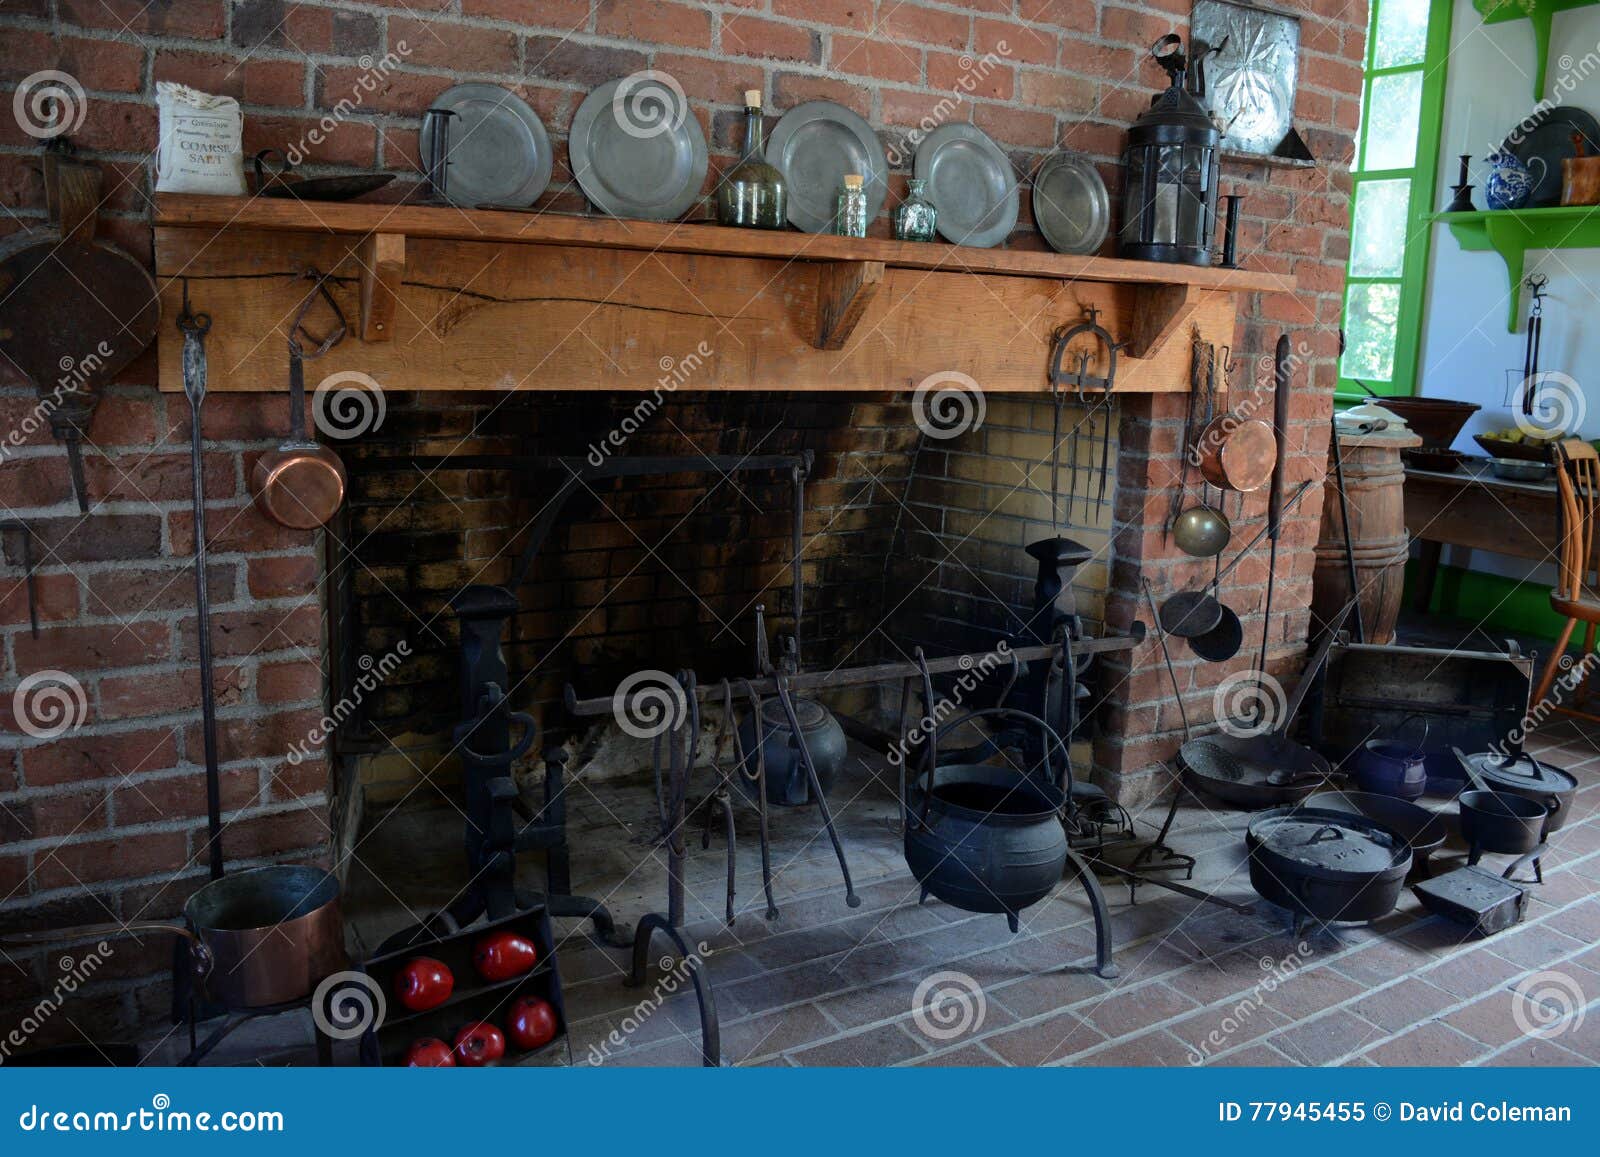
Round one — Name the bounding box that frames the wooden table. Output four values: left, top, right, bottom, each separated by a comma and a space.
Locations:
1404, 457, 1560, 612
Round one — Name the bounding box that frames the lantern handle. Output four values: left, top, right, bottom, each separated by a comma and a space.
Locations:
1151, 34, 1186, 84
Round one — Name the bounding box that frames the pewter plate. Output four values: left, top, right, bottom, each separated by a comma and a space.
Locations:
570, 76, 709, 221
914, 123, 1018, 248
1031, 151, 1109, 255
1193, 0, 1300, 158
420, 83, 552, 208
766, 100, 887, 233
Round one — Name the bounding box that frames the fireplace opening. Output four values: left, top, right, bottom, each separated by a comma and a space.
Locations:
329, 389, 1118, 804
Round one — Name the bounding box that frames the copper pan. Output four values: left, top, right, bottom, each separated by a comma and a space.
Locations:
1193, 346, 1277, 491
250, 269, 348, 529
1, 866, 345, 1010
1196, 413, 1276, 491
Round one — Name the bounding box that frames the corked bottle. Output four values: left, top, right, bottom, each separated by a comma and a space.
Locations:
716, 89, 788, 229
834, 173, 868, 237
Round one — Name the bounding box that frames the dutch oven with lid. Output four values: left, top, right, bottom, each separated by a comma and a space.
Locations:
1457, 750, 1577, 832
1246, 807, 1411, 924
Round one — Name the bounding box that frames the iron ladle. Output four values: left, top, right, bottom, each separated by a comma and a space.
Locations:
1158, 479, 1311, 640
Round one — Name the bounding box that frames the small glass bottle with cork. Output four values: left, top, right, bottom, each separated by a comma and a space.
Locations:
834, 173, 868, 237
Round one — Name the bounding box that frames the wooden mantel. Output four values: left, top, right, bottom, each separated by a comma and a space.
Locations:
153, 195, 1294, 396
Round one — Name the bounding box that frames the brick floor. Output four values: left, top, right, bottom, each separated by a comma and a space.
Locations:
318, 717, 1600, 1070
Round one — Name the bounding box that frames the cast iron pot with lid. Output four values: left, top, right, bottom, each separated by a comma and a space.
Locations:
0, 866, 345, 1010
1245, 807, 1411, 924
1457, 749, 1577, 832
1305, 789, 1450, 877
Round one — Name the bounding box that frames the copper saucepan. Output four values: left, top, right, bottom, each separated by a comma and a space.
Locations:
2, 865, 345, 1009
251, 268, 348, 529
1194, 346, 1277, 492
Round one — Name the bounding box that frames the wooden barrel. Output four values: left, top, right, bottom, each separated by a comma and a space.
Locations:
1312, 430, 1419, 644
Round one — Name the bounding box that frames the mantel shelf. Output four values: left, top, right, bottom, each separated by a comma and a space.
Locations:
1433, 204, 1600, 330
152, 194, 1294, 396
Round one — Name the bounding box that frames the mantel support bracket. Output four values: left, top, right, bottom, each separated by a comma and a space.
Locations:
1125, 283, 1205, 360
813, 260, 884, 350
359, 233, 405, 342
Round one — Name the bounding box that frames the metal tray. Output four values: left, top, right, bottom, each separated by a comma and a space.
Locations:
421, 83, 552, 208
1031, 150, 1109, 255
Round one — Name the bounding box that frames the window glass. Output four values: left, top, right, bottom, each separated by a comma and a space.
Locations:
1350, 180, 1411, 277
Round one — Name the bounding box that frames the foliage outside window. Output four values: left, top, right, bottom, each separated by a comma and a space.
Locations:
1338, 0, 1454, 397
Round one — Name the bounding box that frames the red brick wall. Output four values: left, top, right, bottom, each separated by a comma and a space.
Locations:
0, 0, 1366, 1043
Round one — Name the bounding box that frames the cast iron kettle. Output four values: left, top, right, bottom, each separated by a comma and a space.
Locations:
737, 695, 846, 806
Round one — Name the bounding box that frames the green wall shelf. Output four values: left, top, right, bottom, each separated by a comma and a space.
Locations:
1474, 0, 1600, 99
1433, 204, 1600, 329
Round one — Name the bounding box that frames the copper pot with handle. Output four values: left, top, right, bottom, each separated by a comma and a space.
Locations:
1, 866, 345, 1010
250, 268, 348, 529
1194, 345, 1277, 492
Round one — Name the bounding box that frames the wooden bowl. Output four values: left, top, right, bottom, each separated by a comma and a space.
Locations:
1473, 434, 1552, 462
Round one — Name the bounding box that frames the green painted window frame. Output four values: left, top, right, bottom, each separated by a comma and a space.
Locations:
1336, 0, 1455, 401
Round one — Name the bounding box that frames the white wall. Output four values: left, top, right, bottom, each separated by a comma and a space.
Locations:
1420, 0, 1600, 446
1418, 0, 1600, 583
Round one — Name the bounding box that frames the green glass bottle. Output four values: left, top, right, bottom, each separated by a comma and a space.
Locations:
717, 90, 788, 229
893, 178, 938, 241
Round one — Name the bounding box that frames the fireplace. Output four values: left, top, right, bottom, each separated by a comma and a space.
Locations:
326, 387, 1120, 826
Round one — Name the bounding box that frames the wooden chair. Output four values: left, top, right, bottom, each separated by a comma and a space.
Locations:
1531, 437, 1600, 721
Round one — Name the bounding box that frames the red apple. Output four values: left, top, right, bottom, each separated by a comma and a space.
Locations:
472, 930, 538, 982
402, 1037, 455, 1067
506, 996, 559, 1051
393, 956, 454, 1012
453, 1021, 505, 1067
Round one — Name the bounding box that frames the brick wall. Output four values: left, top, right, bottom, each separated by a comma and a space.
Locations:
0, 0, 1365, 1044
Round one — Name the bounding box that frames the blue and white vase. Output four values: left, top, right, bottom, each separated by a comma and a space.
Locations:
1484, 151, 1546, 210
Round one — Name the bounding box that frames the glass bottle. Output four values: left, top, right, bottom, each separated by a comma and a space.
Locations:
834, 173, 868, 237
716, 89, 788, 229
893, 178, 937, 241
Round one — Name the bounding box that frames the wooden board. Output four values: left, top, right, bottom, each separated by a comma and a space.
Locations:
155, 195, 1293, 294
1404, 470, 1559, 560
155, 226, 1241, 394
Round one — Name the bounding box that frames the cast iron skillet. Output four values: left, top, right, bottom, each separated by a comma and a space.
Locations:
1306, 789, 1450, 874
1178, 603, 1353, 809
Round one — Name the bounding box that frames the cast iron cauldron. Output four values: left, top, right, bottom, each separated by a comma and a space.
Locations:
737, 695, 845, 807
903, 707, 1071, 932
1352, 739, 1428, 799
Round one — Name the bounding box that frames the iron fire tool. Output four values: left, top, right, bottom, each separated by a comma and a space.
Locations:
177, 286, 225, 882
1047, 306, 1121, 523
1521, 274, 1548, 418
0, 520, 39, 636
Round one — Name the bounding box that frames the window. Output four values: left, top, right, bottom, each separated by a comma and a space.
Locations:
1337, 0, 1454, 398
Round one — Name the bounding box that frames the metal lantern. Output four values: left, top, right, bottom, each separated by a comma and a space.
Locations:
1119, 35, 1222, 266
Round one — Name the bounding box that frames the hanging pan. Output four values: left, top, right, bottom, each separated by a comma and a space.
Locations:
1159, 478, 1311, 640
251, 268, 349, 529
1194, 345, 1277, 493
